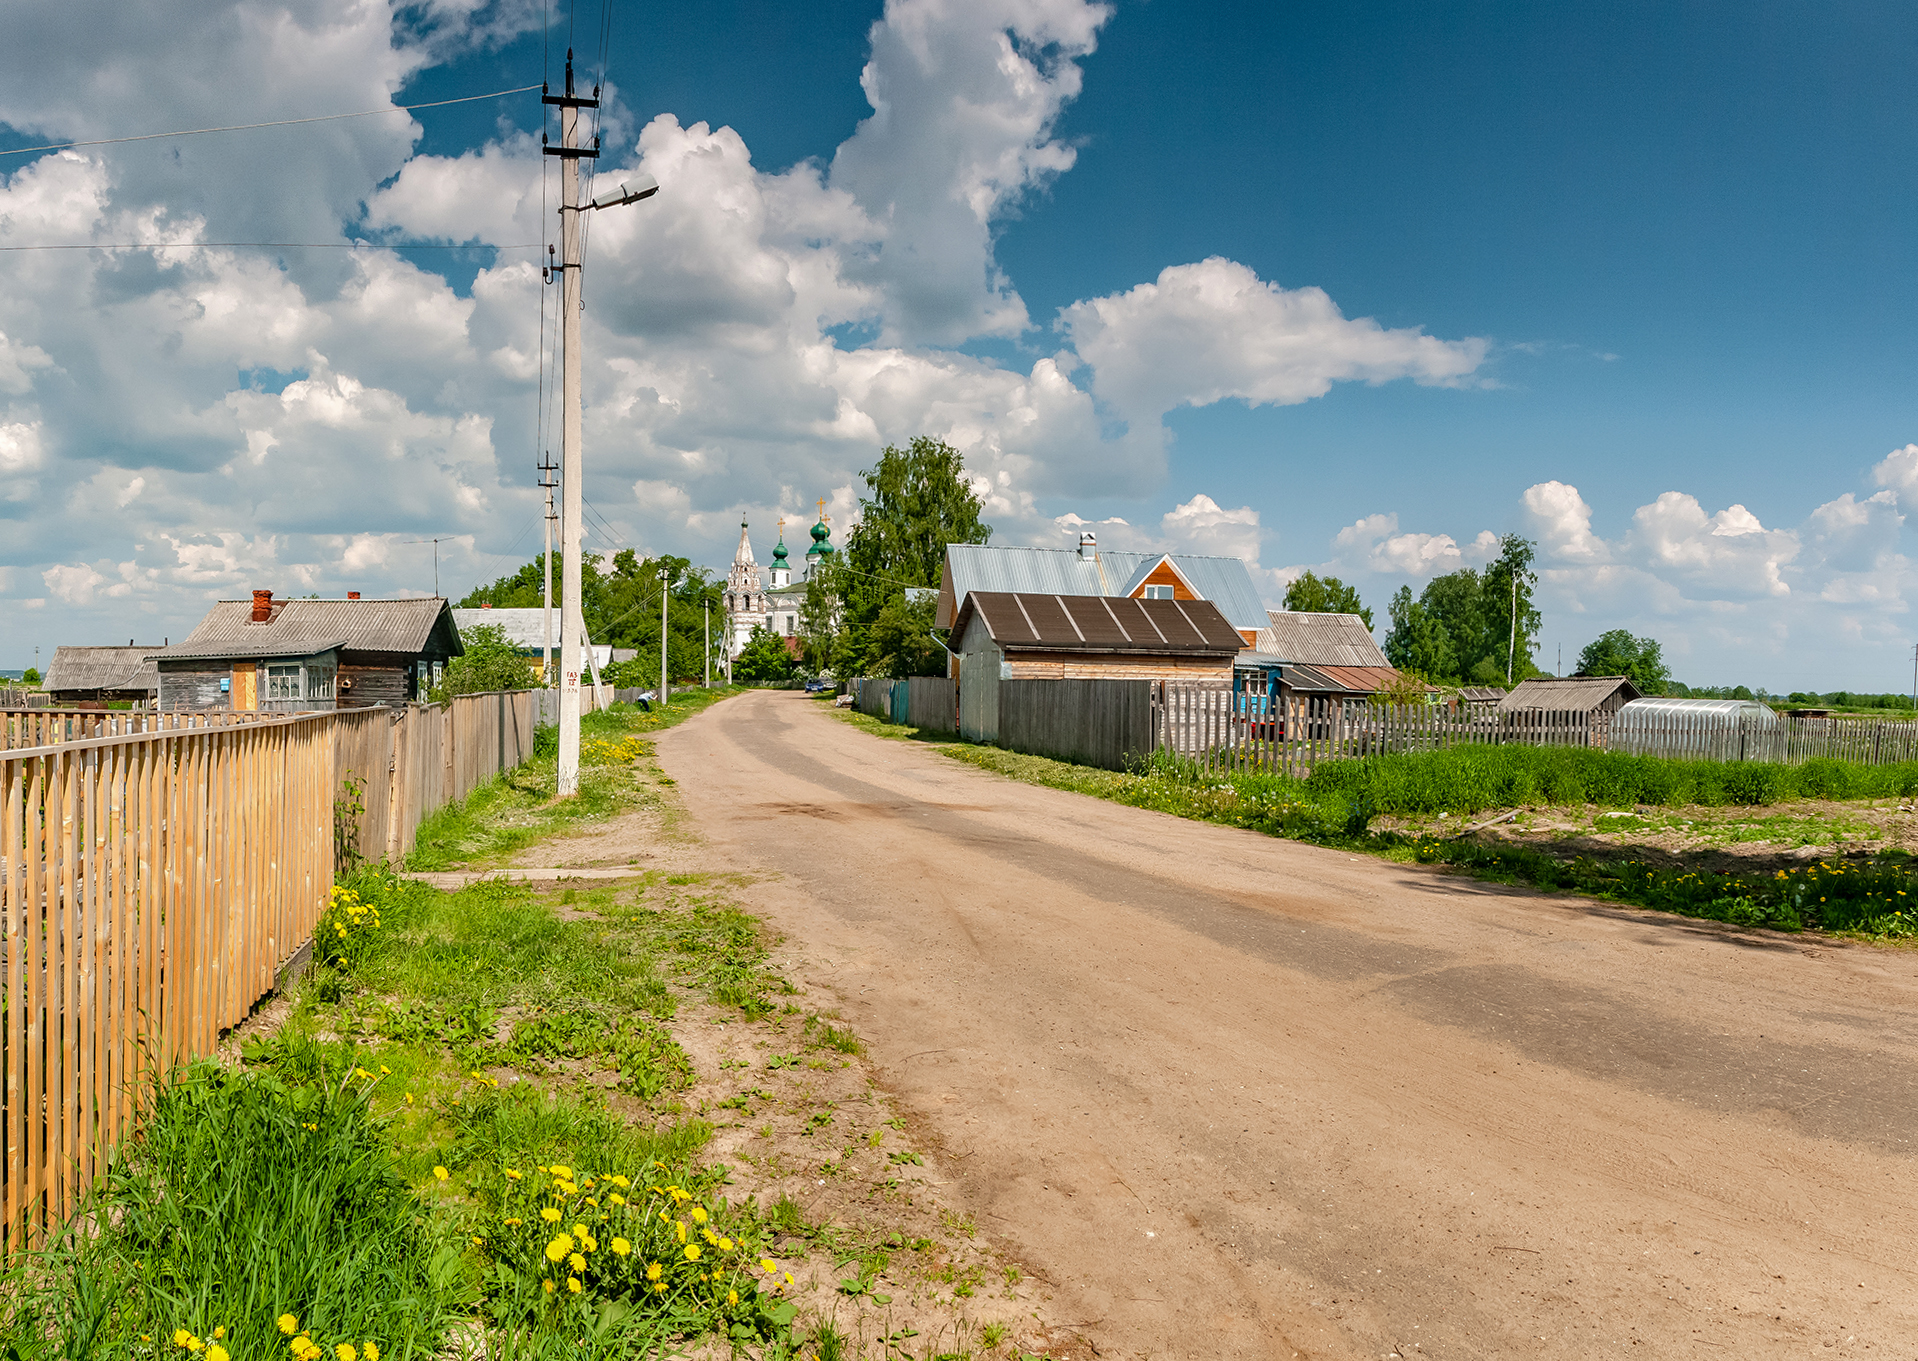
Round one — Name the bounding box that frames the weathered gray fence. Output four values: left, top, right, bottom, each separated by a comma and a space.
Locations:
1152, 684, 1918, 774
906, 677, 957, 734
1000, 679, 1154, 771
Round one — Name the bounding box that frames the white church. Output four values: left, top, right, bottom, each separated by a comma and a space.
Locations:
723, 508, 838, 656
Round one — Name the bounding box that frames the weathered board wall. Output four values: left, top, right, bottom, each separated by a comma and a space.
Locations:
999, 678, 1154, 771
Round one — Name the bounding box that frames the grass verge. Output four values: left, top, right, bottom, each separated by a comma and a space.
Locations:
404, 689, 739, 870
829, 707, 1918, 943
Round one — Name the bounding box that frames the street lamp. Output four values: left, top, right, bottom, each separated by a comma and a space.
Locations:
549, 46, 660, 799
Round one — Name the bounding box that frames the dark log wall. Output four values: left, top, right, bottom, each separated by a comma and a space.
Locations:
157, 661, 231, 712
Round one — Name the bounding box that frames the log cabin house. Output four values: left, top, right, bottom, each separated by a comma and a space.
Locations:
150, 591, 463, 712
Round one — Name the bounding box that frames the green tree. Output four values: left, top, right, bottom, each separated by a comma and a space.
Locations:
21, 666, 40, 685
1282, 571, 1373, 630
1383, 586, 1458, 679
1575, 629, 1671, 695
733, 625, 798, 685
864, 591, 946, 677
799, 558, 850, 675
1380, 535, 1543, 685
840, 436, 990, 674
434, 623, 534, 698
457, 548, 725, 685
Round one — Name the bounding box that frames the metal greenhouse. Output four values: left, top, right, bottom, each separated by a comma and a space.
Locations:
1608, 697, 1779, 760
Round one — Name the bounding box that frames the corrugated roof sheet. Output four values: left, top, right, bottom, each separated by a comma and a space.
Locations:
1497, 675, 1642, 712
43, 646, 160, 693
937, 545, 1269, 630
1313, 664, 1410, 693
453, 607, 553, 651
151, 597, 459, 662
953, 592, 1244, 655
1258, 611, 1390, 667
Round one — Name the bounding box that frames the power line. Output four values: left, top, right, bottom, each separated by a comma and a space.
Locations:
0, 240, 540, 253
0, 84, 544, 158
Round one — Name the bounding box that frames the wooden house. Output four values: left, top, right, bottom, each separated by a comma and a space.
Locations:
42, 645, 161, 705
151, 591, 463, 712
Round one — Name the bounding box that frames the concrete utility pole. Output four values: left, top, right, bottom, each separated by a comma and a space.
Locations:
1507, 572, 1518, 684
704, 600, 711, 688
538, 452, 558, 684
544, 48, 657, 795
659, 565, 670, 704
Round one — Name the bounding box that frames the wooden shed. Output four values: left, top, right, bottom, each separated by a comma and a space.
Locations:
950, 591, 1244, 742
42, 646, 161, 705
151, 592, 463, 712
1497, 675, 1643, 719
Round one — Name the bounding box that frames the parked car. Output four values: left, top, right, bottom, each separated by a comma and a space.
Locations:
804, 678, 832, 693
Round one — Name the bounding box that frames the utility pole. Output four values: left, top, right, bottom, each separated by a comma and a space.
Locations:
659, 565, 671, 704
538, 453, 559, 685
547, 52, 596, 797
542, 51, 657, 792
704, 599, 711, 688
1910, 642, 1916, 714
1507, 572, 1517, 684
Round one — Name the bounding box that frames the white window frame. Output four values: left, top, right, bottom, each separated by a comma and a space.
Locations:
264, 664, 301, 701
1142, 584, 1175, 600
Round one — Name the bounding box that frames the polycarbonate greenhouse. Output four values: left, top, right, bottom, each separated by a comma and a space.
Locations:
1608, 697, 1779, 760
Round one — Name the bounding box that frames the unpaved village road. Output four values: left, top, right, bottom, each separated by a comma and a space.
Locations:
656, 692, 1918, 1360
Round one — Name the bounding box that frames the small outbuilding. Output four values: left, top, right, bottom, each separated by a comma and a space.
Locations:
151, 591, 463, 712
1497, 675, 1643, 717
950, 590, 1245, 742
42, 646, 161, 705
1254, 610, 1420, 699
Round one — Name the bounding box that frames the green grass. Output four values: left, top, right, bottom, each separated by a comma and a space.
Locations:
931, 739, 1918, 942
405, 690, 741, 871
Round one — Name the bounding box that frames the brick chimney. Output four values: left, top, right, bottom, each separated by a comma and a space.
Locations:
250, 589, 272, 623
347, 591, 360, 600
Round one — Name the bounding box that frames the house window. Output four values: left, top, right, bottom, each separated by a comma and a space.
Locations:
264, 664, 301, 701
1143, 584, 1175, 600
783, 614, 795, 636
307, 664, 336, 701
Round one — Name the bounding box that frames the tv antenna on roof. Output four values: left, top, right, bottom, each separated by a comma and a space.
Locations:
403, 536, 454, 597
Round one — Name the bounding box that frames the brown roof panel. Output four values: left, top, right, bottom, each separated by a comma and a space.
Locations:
1497, 675, 1642, 713
951, 591, 1241, 655
1258, 611, 1390, 667
1019, 593, 1082, 643
151, 597, 461, 661
1072, 597, 1134, 645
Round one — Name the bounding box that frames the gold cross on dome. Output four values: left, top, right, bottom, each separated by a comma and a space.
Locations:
816, 496, 829, 524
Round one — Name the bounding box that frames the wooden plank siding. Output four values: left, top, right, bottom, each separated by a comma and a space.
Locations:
0, 688, 538, 1254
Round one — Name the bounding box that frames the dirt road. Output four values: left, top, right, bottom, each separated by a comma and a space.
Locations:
657, 691, 1918, 1360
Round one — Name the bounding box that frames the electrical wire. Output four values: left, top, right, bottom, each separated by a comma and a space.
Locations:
0, 240, 539, 252
0, 85, 544, 158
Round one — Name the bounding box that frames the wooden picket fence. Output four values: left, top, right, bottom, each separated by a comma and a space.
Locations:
1, 708, 270, 752
0, 689, 538, 1253
1152, 685, 1918, 776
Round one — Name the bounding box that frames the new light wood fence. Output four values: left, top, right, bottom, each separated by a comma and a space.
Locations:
0, 689, 538, 1252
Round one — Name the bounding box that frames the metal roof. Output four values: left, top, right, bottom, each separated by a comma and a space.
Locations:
952, 592, 1245, 655
1497, 675, 1642, 712
1257, 611, 1390, 667
43, 646, 160, 693
150, 597, 461, 662
453, 607, 552, 651
936, 545, 1268, 630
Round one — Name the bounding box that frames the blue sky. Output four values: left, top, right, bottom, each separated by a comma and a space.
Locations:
2, 1, 1916, 688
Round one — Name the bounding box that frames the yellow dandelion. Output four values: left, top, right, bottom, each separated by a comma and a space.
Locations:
567, 1276, 583, 1294
404, 1094, 413, 1106
505, 1168, 522, 1180
550, 1164, 574, 1180
364, 1347, 379, 1361
690, 1206, 709, 1225
684, 1244, 702, 1262
540, 1207, 562, 1223
336, 1346, 358, 1361
761, 1259, 778, 1273
612, 1237, 632, 1256
213, 1330, 226, 1342
646, 1262, 664, 1281
543, 1280, 555, 1294
719, 1236, 734, 1250
728, 1290, 739, 1306
433, 1166, 449, 1182
279, 1317, 300, 1337
568, 1251, 587, 1272
652, 1281, 667, 1293
608, 1192, 626, 1206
